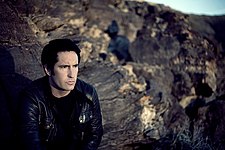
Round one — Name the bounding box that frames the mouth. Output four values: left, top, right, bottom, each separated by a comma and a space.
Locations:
67, 81, 75, 85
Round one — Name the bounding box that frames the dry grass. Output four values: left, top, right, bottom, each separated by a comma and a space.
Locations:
131, 127, 216, 150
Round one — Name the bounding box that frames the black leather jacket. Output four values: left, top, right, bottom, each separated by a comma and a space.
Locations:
17, 76, 103, 150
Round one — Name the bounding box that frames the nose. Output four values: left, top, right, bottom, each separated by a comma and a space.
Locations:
68, 67, 76, 78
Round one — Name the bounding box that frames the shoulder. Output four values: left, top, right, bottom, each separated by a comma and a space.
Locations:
21, 76, 48, 97
75, 78, 96, 93
117, 35, 130, 43
75, 78, 97, 101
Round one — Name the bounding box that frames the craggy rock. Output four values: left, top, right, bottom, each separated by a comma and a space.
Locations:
1, 0, 225, 149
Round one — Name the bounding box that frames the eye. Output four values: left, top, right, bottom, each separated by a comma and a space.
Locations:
73, 64, 79, 68
59, 65, 69, 69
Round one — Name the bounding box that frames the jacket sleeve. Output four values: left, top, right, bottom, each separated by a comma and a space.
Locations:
17, 89, 46, 150
82, 87, 103, 150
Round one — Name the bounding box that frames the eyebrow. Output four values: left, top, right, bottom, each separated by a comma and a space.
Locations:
58, 64, 79, 67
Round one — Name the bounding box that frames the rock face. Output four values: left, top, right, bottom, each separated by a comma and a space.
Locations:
1, 0, 225, 149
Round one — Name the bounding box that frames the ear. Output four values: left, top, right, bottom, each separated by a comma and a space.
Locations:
43, 65, 51, 76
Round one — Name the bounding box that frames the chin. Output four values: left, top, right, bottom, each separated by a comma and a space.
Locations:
67, 86, 75, 90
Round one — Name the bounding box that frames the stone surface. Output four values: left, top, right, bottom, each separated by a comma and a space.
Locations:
1, 0, 225, 149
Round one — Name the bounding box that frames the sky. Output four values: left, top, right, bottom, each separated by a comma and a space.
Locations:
145, 0, 225, 16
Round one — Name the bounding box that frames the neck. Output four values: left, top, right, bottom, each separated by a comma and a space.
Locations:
48, 77, 70, 98
50, 86, 70, 98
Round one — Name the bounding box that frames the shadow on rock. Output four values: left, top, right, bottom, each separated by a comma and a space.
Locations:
0, 46, 31, 148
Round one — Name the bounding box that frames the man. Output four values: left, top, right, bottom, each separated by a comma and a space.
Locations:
105, 20, 132, 62
17, 39, 103, 150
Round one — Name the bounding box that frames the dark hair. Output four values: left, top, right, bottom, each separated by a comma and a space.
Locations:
41, 38, 81, 70
105, 20, 119, 38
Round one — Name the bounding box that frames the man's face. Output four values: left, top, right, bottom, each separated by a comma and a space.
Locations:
48, 51, 79, 96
